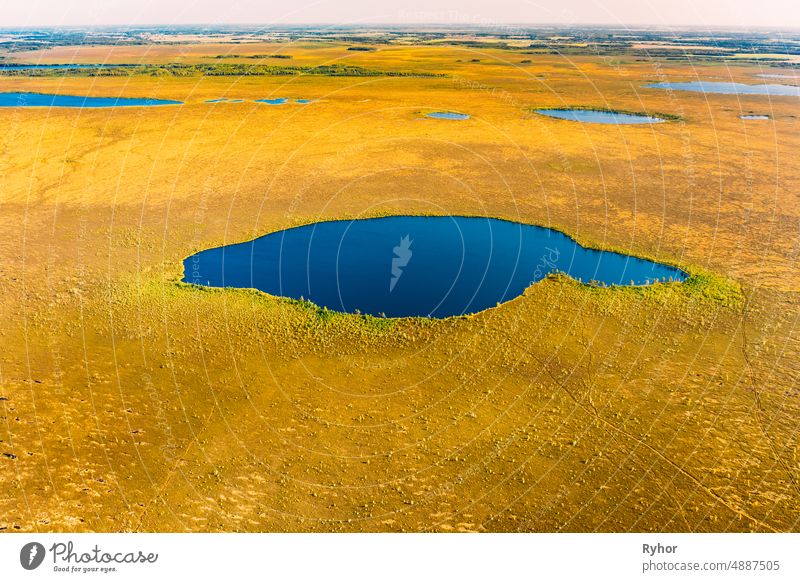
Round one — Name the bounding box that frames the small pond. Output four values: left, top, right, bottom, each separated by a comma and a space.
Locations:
740, 115, 770, 120
0, 92, 182, 108
756, 74, 799, 81
183, 216, 687, 318
426, 111, 470, 120
256, 98, 288, 105
646, 81, 800, 97
535, 109, 666, 124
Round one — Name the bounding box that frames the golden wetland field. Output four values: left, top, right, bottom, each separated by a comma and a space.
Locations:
0, 37, 798, 532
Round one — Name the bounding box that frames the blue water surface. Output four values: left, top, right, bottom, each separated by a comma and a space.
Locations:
0, 92, 182, 108
256, 98, 288, 105
535, 109, 665, 124
646, 81, 800, 96
426, 111, 470, 120
0, 63, 129, 70
756, 74, 799, 81
183, 216, 687, 318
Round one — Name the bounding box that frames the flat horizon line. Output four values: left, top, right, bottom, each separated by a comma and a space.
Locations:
1, 22, 800, 32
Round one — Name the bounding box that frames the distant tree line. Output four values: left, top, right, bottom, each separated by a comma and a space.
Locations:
0, 63, 445, 78
214, 54, 293, 59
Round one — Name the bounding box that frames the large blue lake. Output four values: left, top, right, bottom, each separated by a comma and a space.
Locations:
183, 216, 687, 318
535, 109, 665, 124
0, 92, 182, 108
646, 81, 800, 97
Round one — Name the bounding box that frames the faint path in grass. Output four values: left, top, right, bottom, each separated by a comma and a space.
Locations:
510, 337, 780, 532
739, 288, 800, 501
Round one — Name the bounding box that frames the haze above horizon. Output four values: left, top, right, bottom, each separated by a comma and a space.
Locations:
3, 0, 799, 29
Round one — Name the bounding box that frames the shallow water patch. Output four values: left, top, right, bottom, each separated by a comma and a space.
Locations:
426, 111, 470, 120
535, 108, 667, 124
756, 74, 799, 82
256, 98, 288, 105
646, 81, 800, 97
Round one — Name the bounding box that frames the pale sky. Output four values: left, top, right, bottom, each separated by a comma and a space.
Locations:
2, 0, 799, 29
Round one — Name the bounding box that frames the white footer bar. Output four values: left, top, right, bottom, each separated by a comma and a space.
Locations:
1, 533, 796, 581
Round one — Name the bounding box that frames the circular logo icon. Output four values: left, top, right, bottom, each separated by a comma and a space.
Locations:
20, 542, 46, 570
